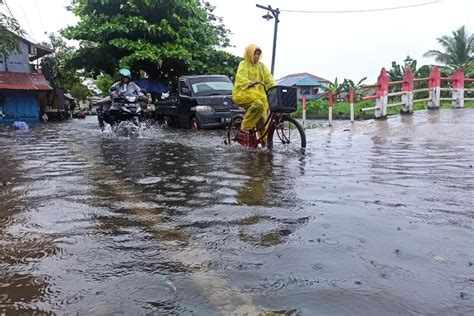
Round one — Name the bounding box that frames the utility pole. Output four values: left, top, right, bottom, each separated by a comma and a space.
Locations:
256, 4, 280, 75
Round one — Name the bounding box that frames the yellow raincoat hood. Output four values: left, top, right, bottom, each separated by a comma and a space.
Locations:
244, 44, 262, 65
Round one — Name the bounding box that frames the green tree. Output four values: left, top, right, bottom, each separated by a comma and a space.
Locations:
423, 25, 474, 70
62, 0, 240, 89
69, 82, 91, 101
40, 33, 92, 99
95, 73, 116, 96
0, 4, 24, 69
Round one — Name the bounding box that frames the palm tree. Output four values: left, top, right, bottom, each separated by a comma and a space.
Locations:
423, 26, 474, 70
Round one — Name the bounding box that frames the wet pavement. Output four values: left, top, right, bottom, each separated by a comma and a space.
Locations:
0, 109, 473, 315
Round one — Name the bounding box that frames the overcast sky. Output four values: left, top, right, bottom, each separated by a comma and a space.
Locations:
2, 0, 473, 82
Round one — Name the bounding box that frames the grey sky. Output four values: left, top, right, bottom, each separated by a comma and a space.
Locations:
3, 0, 473, 82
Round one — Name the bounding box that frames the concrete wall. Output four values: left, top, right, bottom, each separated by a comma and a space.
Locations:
0, 55, 5, 72
1, 41, 30, 73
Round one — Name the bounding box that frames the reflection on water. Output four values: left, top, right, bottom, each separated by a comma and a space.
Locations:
236, 152, 274, 206
0, 110, 473, 314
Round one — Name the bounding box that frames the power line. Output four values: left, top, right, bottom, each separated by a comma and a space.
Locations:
2, 0, 15, 19
280, 0, 441, 14
33, 0, 46, 35
17, 0, 34, 37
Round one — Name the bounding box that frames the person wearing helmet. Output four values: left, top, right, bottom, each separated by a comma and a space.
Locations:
98, 68, 144, 129
109, 68, 144, 98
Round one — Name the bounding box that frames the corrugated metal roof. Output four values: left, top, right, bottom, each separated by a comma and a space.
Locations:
278, 72, 331, 83
0, 71, 52, 91
278, 76, 322, 87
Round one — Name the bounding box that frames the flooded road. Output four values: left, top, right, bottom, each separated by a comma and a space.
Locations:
1, 109, 473, 315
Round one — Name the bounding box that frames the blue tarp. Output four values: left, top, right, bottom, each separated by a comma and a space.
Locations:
135, 79, 169, 93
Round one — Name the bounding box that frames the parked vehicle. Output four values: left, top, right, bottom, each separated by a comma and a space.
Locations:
155, 75, 236, 130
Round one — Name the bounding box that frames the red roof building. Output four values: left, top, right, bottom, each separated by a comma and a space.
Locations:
0, 71, 52, 91
0, 33, 53, 123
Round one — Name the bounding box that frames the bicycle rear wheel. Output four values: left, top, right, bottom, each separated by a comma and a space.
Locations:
267, 116, 306, 151
226, 115, 243, 145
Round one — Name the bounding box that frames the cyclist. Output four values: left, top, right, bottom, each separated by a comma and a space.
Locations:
232, 44, 276, 146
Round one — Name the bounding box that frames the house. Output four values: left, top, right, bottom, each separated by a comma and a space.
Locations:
277, 72, 330, 101
38, 88, 74, 120
0, 33, 53, 124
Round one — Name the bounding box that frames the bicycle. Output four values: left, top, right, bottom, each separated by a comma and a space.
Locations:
225, 83, 306, 151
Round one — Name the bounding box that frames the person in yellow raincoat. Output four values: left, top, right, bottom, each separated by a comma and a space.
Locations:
232, 44, 276, 143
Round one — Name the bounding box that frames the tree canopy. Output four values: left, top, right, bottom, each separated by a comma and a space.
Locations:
40, 33, 92, 101
423, 25, 474, 70
62, 0, 240, 89
0, 2, 24, 59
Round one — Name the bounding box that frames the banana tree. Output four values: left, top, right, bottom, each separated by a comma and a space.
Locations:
341, 77, 367, 102
322, 77, 343, 101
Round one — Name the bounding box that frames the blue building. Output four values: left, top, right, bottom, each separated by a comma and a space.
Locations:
0, 34, 53, 124
278, 72, 330, 101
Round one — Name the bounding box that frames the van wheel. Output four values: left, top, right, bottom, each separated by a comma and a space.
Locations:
190, 117, 200, 131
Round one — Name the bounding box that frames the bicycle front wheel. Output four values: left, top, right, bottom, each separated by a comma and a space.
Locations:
267, 116, 306, 151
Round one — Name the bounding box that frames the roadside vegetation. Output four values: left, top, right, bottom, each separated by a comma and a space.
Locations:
295, 100, 474, 120
62, 0, 240, 94
297, 25, 473, 120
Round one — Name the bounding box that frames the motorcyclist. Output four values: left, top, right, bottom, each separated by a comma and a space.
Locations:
98, 68, 144, 128
109, 68, 144, 98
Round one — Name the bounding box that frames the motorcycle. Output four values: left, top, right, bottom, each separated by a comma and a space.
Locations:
97, 88, 147, 131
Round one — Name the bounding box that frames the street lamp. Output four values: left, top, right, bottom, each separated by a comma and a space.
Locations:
256, 4, 280, 75
404, 55, 413, 66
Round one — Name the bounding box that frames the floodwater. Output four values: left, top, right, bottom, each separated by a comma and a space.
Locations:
0, 110, 473, 315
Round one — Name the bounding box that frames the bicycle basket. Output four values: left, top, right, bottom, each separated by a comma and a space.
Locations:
267, 85, 297, 113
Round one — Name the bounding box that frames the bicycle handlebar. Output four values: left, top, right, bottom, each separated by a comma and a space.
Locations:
250, 81, 268, 94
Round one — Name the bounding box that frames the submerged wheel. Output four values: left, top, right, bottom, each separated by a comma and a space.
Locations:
190, 117, 200, 131
132, 116, 140, 127
159, 115, 170, 128
267, 116, 306, 151
226, 115, 243, 145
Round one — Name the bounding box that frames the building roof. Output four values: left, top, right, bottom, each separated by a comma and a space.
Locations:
0, 71, 52, 91
278, 72, 331, 87
20, 35, 54, 62
3, 29, 54, 61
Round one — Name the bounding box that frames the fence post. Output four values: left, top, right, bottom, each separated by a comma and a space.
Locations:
328, 92, 333, 126
401, 67, 414, 114
452, 69, 464, 108
375, 68, 389, 119
349, 88, 355, 123
302, 95, 307, 126
428, 66, 441, 109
